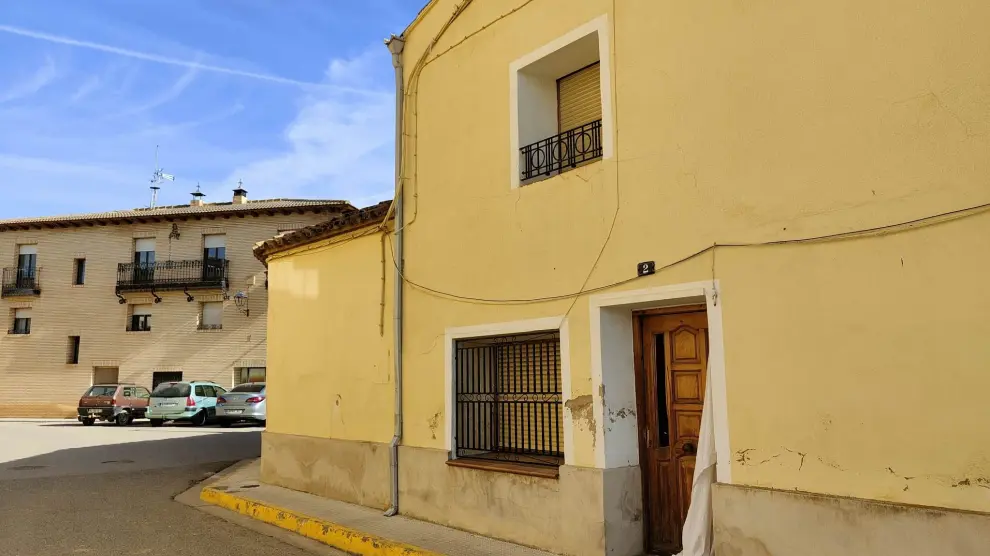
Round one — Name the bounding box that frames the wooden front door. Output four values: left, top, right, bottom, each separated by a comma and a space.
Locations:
634, 308, 709, 555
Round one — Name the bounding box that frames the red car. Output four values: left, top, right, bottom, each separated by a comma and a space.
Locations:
77, 384, 151, 426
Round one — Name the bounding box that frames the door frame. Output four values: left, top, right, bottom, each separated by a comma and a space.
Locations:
632, 305, 709, 553
588, 281, 730, 479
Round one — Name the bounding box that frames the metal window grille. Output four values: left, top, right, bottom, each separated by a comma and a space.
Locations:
519, 119, 603, 182
454, 330, 563, 467
1, 267, 42, 297
116, 259, 228, 294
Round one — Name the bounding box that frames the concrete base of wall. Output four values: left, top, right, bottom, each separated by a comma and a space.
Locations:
260, 431, 391, 510
713, 483, 990, 556
398, 446, 643, 556
259, 435, 644, 556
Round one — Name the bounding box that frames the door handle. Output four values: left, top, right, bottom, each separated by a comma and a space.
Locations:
682, 442, 696, 455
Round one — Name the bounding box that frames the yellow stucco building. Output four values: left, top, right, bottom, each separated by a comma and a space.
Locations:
257, 1, 990, 555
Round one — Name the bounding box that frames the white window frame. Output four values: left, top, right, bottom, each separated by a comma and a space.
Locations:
444, 316, 575, 465
508, 15, 614, 189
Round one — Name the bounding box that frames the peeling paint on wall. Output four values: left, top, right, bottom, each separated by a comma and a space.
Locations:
565, 395, 597, 443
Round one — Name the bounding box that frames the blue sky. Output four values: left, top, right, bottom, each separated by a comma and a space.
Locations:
0, 0, 421, 219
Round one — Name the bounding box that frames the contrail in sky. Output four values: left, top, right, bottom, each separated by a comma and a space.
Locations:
0, 23, 376, 94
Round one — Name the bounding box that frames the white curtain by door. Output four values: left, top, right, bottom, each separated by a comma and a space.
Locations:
675, 362, 717, 556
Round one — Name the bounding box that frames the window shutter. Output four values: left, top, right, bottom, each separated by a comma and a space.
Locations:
135, 238, 156, 252
17, 245, 37, 256
204, 235, 226, 249
14, 308, 32, 319
557, 62, 602, 133
202, 302, 223, 326
131, 304, 153, 316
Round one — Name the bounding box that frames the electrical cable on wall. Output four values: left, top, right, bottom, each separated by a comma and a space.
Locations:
386, 199, 990, 306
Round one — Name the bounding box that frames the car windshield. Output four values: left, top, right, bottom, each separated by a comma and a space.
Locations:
152, 383, 191, 398
85, 386, 117, 397
230, 383, 265, 393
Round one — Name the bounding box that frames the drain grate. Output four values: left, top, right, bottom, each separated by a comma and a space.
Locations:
101, 459, 135, 464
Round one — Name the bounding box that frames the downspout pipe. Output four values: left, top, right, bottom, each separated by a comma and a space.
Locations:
385, 34, 405, 518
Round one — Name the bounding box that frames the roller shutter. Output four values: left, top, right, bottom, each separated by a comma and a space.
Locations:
557, 62, 602, 133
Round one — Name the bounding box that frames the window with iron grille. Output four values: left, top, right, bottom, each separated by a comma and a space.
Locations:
454, 330, 563, 468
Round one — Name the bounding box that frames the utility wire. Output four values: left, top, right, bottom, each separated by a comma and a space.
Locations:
386, 199, 990, 306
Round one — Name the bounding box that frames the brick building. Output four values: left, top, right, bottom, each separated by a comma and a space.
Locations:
0, 187, 350, 418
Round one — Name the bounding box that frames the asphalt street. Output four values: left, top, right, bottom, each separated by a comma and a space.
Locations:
0, 420, 321, 556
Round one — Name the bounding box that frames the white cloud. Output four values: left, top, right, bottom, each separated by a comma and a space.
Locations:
108, 64, 199, 117
0, 55, 57, 103
216, 47, 395, 204
69, 75, 101, 103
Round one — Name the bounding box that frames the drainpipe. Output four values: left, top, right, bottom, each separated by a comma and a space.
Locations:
384, 33, 405, 518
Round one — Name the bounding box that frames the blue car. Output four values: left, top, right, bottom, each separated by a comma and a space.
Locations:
147, 380, 227, 427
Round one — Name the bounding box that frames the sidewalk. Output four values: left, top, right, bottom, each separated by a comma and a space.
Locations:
199, 459, 556, 556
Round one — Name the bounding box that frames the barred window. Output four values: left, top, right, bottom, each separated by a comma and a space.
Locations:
454, 330, 563, 468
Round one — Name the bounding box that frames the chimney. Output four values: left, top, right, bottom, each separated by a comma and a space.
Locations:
190, 184, 206, 207
232, 180, 248, 204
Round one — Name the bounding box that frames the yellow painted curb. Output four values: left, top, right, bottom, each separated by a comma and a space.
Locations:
200, 487, 443, 556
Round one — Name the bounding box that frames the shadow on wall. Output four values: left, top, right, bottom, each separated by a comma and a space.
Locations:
0, 429, 261, 480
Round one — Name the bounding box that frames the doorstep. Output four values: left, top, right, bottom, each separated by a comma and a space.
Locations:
199, 459, 556, 556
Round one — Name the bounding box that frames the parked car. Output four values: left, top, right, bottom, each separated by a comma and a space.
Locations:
216, 382, 266, 427
147, 380, 226, 427
77, 384, 151, 426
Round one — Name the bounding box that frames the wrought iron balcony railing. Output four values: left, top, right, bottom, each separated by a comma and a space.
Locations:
1, 267, 41, 298
520, 119, 603, 182
197, 323, 223, 331
116, 259, 228, 294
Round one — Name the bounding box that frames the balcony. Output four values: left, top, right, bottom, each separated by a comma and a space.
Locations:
116, 259, 228, 294
520, 119, 603, 182
1, 267, 41, 298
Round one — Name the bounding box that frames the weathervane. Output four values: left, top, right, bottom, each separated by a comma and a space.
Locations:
149, 145, 175, 208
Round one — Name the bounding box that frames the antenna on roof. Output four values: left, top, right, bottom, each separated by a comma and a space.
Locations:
149, 145, 175, 208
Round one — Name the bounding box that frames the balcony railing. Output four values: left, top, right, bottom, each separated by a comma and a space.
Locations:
116, 259, 228, 294
520, 119, 603, 182
1, 267, 41, 298
125, 323, 152, 332
197, 323, 223, 331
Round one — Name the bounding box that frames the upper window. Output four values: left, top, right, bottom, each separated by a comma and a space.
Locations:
203, 234, 226, 261
510, 16, 612, 188
67, 335, 81, 364
128, 304, 152, 332
73, 258, 86, 285
3, 245, 41, 297
452, 330, 563, 469
10, 308, 32, 335
133, 238, 156, 283
199, 301, 224, 330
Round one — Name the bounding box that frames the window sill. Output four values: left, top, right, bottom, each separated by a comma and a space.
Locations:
446, 458, 560, 479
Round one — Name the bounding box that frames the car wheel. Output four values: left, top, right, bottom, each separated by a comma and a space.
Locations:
115, 412, 131, 427
191, 410, 207, 427
219, 420, 232, 428
81, 418, 95, 426
150, 419, 164, 427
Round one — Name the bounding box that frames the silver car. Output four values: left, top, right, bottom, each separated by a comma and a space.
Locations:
216, 382, 266, 427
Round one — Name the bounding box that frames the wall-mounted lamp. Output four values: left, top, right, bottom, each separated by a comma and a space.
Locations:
233, 291, 249, 317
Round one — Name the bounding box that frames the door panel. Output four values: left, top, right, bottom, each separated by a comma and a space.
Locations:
634, 310, 709, 555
